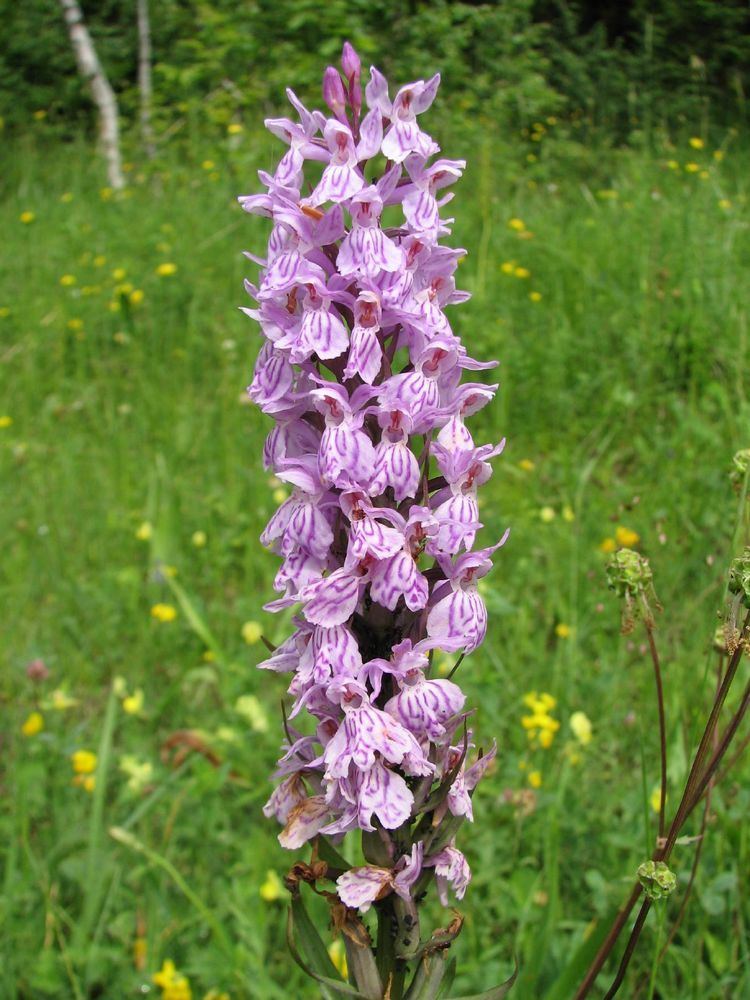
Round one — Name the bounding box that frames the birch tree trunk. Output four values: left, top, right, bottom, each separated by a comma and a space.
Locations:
58, 0, 125, 189
137, 0, 156, 159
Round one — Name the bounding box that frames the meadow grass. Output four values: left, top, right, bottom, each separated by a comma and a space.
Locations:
1, 121, 749, 998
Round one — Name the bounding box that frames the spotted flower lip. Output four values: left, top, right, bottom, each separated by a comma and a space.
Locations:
242, 41, 504, 915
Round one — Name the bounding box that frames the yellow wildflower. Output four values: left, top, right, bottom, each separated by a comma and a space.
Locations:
555, 623, 571, 639
272, 487, 288, 504
33, 109, 47, 121
100, 187, 113, 201
718, 199, 731, 210
500, 261, 515, 275
81, 776, 96, 793
235, 694, 269, 732
153, 959, 192, 999
51, 688, 78, 710
191, 530, 207, 548
20, 210, 35, 224
123, 689, 144, 715
650, 785, 663, 813
528, 770, 542, 789
241, 621, 262, 645
66, 319, 84, 332
227, 123, 243, 135
204, 991, 230, 1000
685, 162, 699, 173
699, 170, 709, 180
570, 711, 593, 746
120, 755, 153, 793
129, 289, 144, 306
136, 521, 153, 541
151, 603, 177, 623
93, 254, 106, 266
599, 537, 616, 553
529, 290, 542, 302
59, 274, 77, 287
615, 526, 640, 547
513, 266, 531, 279
0, 415, 13, 429
562, 504, 575, 522
328, 939, 348, 980
666, 160, 679, 171
523, 691, 557, 714
713, 150, 724, 162
202, 649, 216, 663
539, 728, 554, 749
201, 159, 215, 170
156, 262, 178, 277
22, 712, 44, 737
539, 506, 556, 523
112, 267, 127, 281
259, 869, 284, 902
508, 218, 525, 231
0, 307, 10, 318
518, 458, 535, 471
689, 137, 704, 150
71, 750, 97, 774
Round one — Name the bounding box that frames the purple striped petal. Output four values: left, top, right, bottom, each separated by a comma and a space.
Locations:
298, 307, 349, 360
426, 588, 487, 653
336, 866, 392, 911
278, 795, 330, 848
356, 760, 413, 831
343, 325, 383, 383
311, 163, 364, 205
301, 568, 361, 626
369, 550, 428, 612
385, 675, 465, 740
370, 440, 421, 502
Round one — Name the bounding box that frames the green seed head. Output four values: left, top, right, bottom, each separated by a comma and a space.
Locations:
730, 448, 750, 491
728, 548, 750, 608
637, 860, 677, 900
606, 548, 653, 599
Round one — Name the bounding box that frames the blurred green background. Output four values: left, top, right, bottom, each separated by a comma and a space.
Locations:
1, 2, 749, 998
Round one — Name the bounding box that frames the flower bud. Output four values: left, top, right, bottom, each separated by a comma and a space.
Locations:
323, 66, 348, 122
637, 860, 677, 900
26, 657, 50, 682
341, 42, 362, 117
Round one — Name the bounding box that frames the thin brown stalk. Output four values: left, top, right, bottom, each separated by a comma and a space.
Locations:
641, 601, 668, 840
602, 897, 653, 1000
685, 676, 750, 817
632, 655, 723, 999
576, 613, 749, 999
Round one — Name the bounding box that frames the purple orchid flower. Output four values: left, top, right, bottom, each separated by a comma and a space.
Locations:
241, 43, 506, 948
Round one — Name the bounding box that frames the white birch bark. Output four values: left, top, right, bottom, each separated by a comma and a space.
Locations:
137, 0, 156, 158
58, 0, 125, 189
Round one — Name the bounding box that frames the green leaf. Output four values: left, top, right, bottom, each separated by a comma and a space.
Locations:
316, 835, 352, 872
542, 910, 619, 1000
438, 957, 457, 998
286, 893, 364, 999
443, 959, 517, 999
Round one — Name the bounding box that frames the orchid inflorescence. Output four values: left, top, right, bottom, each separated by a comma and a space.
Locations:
239, 40, 506, 989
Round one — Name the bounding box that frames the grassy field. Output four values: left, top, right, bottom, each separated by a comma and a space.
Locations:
1, 119, 749, 999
